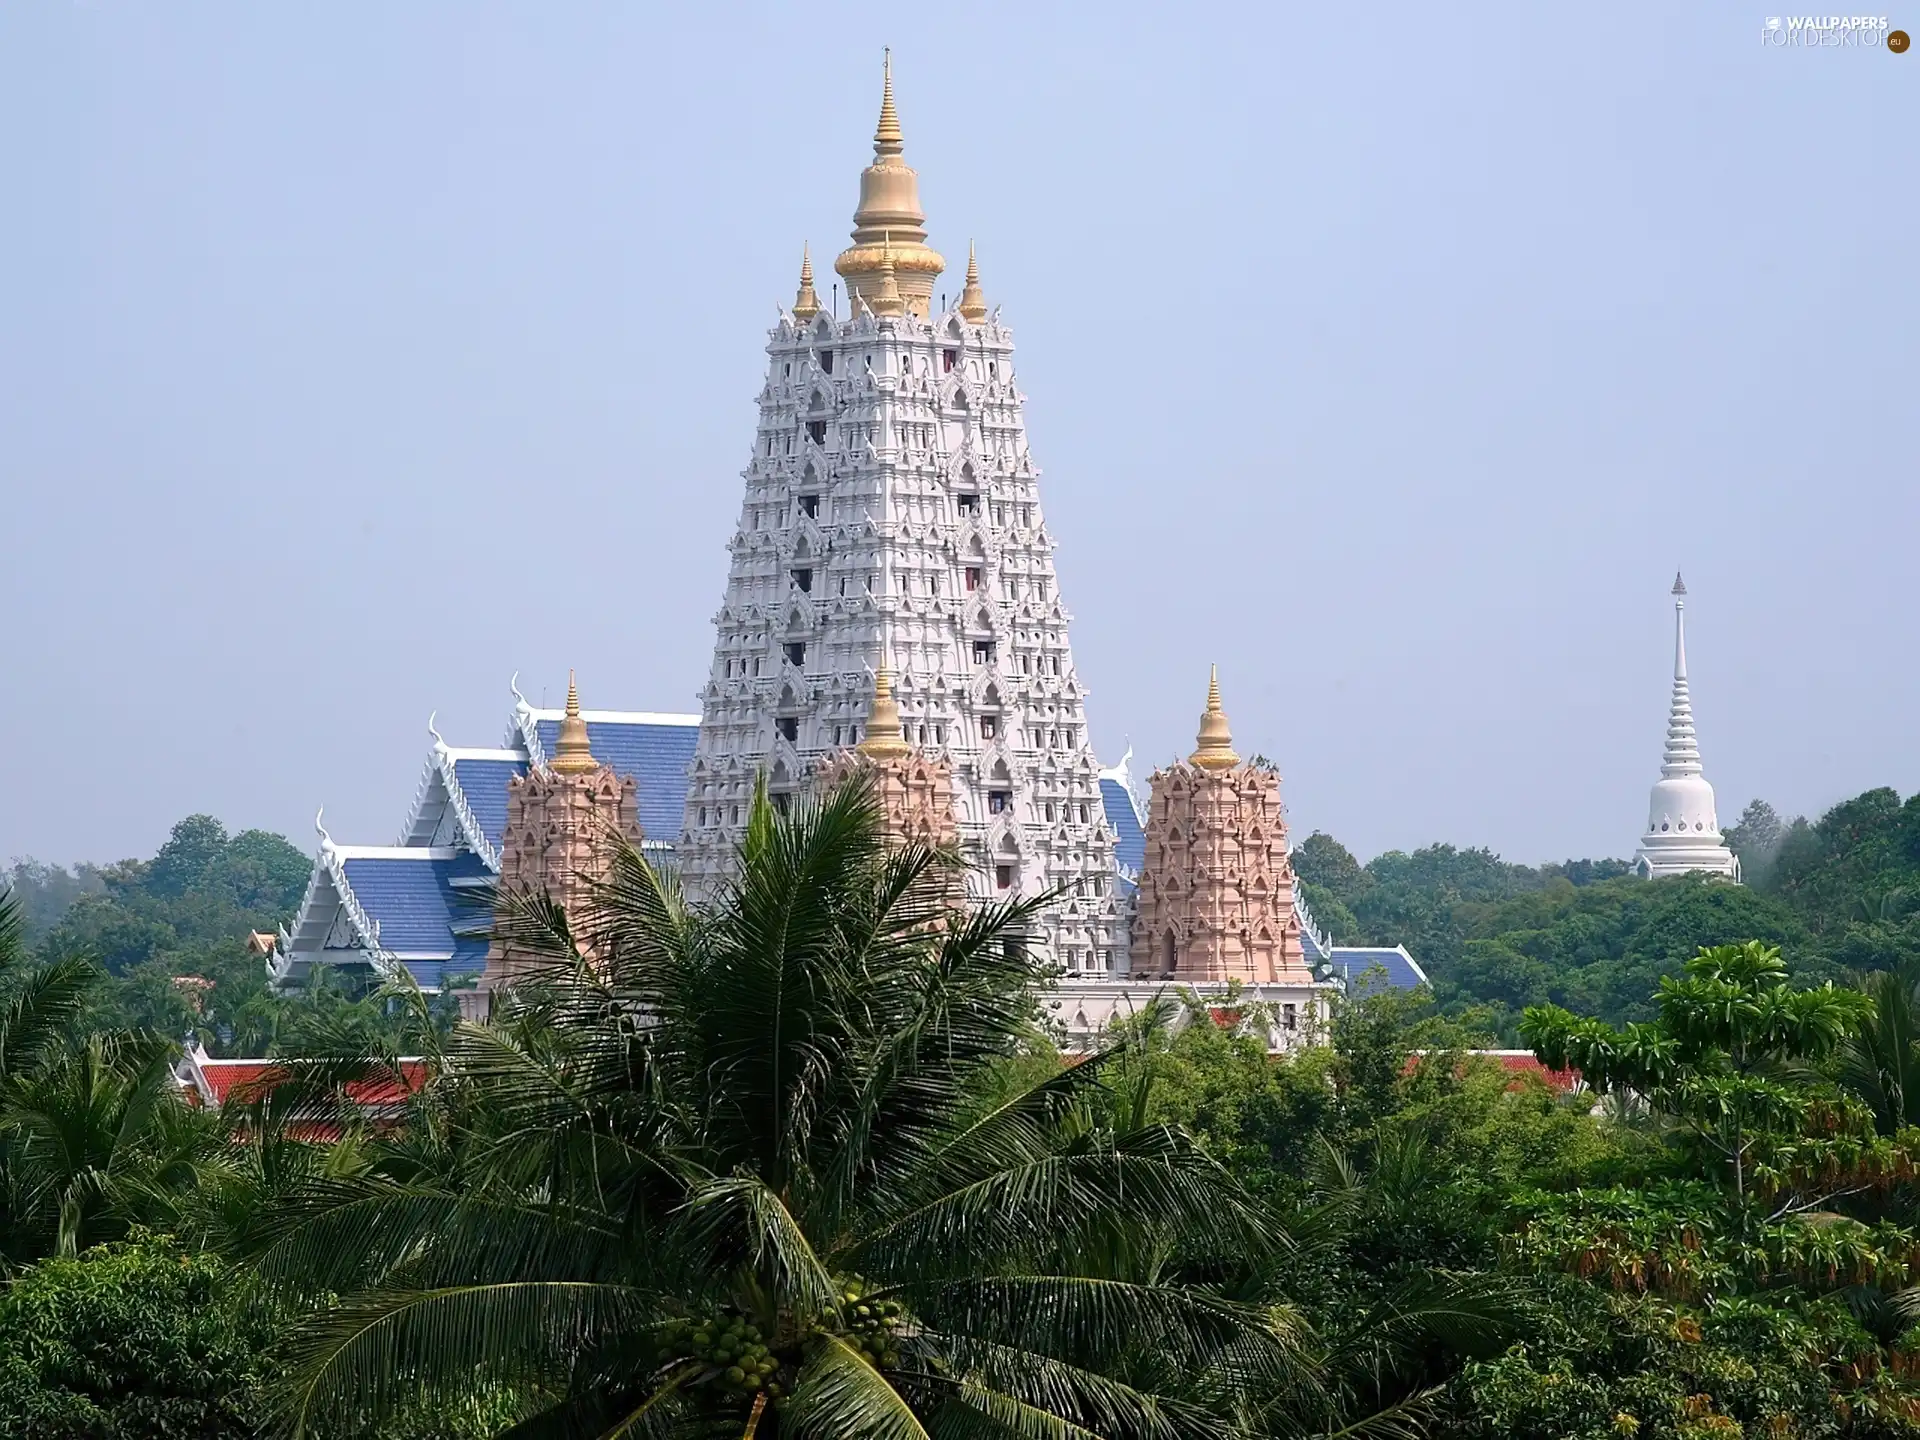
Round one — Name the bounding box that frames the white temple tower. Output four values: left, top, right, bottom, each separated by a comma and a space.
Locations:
678, 57, 1127, 971
1633, 574, 1741, 881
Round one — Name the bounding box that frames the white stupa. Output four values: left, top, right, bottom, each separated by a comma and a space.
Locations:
1633, 574, 1741, 881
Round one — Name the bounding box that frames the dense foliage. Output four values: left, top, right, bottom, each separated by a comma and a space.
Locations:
1, 784, 1918, 1436
1294, 787, 1920, 1035
9, 815, 454, 1055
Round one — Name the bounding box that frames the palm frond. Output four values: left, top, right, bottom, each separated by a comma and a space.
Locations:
785, 1330, 931, 1440
269, 1280, 651, 1438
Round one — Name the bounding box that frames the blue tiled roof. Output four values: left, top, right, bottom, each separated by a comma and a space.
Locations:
533, 719, 698, 838
1100, 778, 1145, 874
401, 937, 490, 990
1333, 946, 1427, 994
452, 757, 526, 849
340, 853, 494, 956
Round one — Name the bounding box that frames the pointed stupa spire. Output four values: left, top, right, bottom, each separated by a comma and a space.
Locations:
874, 48, 903, 154
792, 243, 821, 321
1190, 665, 1241, 772
957, 239, 989, 323
837, 51, 943, 318
1633, 574, 1739, 880
550, 670, 599, 775
858, 664, 912, 760
1661, 575, 1700, 778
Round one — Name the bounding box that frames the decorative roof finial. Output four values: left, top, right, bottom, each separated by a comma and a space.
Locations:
551, 670, 599, 775
427, 710, 444, 750
858, 664, 913, 760
875, 48, 903, 155
958, 239, 988, 323
509, 671, 528, 710
869, 231, 908, 317
792, 243, 821, 321
836, 51, 943, 319
1190, 665, 1241, 772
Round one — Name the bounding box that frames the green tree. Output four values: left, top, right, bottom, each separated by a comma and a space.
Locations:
246, 781, 1296, 1438
1522, 941, 1876, 1208
1291, 831, 1369, 901
0, 1232, 270, 1439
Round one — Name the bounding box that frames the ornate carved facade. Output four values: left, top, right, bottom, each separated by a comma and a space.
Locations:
678, 60, 1123, 972
1130, 671, 1311, 984
482, 675, 642, 997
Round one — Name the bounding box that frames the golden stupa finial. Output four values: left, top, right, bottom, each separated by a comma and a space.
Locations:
874, 48, 903, 155
858, 664, 913, 760
551, 669, 599, 775
869, 231, 908, 318
1189, 665, 1240, 772
957, 239, 988, 323
836, 51, 943, 319
792, 242, 821, 322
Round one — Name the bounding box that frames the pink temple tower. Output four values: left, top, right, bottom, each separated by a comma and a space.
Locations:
1130, 669, 1311, 983
481, 673, 643, 999
814, 667, 962, 912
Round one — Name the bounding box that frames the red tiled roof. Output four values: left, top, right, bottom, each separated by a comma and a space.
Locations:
193, 1058, 432, 1108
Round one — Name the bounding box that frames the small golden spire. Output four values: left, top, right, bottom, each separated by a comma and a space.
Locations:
957, 240, 988, 323
1189, 665, 1240, 772
858, 665, 912, 760
868, 233, 908, 318
874, 48, 903, 155
792, 243, 821, 321
551, 670, 599, 775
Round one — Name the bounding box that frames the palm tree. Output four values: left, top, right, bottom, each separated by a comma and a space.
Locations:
0, 887, 95, 1084
1835, 955, 1920, 1135
247, 780, 1302, 1439
1, 887, 238, 1267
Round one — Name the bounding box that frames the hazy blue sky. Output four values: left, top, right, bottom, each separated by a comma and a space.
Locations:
2, 3, 1913, 870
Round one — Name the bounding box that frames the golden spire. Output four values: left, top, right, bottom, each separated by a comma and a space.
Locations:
792, 243, 821, 322
551, 670, 599, 775
836, 51, 944, 318
1189, 665, 1241, 772
868, 234, 908, 318
957, 239, 988, 323
874, 48, 903, 154
858, 665, 912, 760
